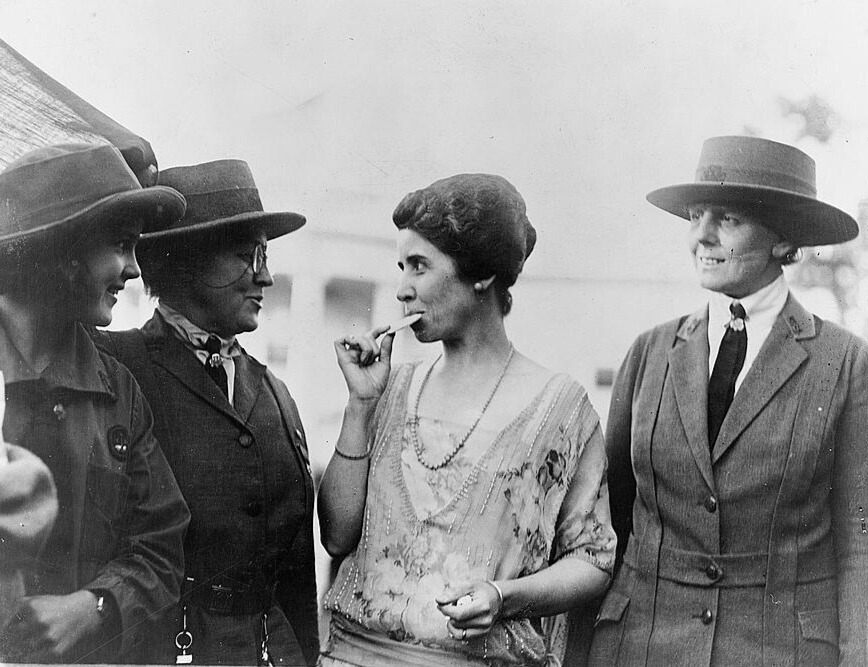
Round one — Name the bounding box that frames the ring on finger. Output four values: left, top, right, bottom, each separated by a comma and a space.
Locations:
461, 628, 467, 640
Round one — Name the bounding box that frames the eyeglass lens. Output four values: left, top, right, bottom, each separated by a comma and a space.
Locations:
251, 244, 267, 274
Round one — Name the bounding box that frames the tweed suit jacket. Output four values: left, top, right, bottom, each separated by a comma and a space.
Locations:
589, 294, 868, 666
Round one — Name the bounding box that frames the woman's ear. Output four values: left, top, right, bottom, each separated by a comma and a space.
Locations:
473, 276, 496, 292
771, 241, 799, 263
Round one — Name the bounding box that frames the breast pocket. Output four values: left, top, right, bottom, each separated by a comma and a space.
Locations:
79, 463, 130, 561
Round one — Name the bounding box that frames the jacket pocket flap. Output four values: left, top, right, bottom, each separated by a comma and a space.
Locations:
595, 591, 630, 626
798, 608, 839, 645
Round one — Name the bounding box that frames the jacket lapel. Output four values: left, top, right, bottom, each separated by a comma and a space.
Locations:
142, 313, 242, 425
668, 307, 715, 490
233, 354, 266, 422
712, 294, 813, 463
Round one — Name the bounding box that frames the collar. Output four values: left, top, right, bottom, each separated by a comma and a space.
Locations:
707, 274, 789, 336
0, 317, 114, 396
157, 302, 242, 358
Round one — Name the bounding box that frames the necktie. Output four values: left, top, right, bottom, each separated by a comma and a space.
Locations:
707, 301, 747, 448
204, 335, 229, 397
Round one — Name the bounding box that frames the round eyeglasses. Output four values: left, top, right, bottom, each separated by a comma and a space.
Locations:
237, 243, 268, 276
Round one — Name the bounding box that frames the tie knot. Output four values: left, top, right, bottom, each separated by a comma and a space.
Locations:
728, 302, 746, 331
204, 335, 224, 368
204, 335, 222, 355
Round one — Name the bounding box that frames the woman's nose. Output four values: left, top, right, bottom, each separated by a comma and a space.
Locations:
253, 263, 274, 287
124, 252, 141, 280
396, 274, 414, 302
692, 211, 718, 243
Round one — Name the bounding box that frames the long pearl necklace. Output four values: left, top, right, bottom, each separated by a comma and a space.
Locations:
409, 345, 515, 471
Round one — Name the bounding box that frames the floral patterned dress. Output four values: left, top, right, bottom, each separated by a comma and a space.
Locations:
322, 362, 616, 666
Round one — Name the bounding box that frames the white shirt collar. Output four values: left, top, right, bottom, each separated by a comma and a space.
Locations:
708, 274, 789, 338
707, 274, 789, 389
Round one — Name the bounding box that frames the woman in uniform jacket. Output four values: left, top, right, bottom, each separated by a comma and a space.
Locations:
0, 143, 190, 662
589, 136, 868, 666
94, 159, 318, 666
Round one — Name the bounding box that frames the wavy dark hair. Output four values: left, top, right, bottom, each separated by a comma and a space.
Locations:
392, 173, 536, 315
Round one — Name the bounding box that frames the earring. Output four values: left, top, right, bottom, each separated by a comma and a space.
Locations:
473, 282, 484, 292
786, 248, 804, 264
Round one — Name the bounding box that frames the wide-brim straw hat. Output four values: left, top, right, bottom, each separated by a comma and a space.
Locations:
141, 159, 305, 244
646, 135, 858, 246
0, 143, 186, 249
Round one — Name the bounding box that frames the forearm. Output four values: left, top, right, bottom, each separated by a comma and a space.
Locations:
497, 557, 610, 619
317, 399, 377, 557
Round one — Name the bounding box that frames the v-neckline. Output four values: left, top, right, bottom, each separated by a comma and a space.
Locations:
392, 367, 561, 526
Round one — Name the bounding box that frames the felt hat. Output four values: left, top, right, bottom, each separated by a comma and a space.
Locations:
0, 143, 186, 248
646, 135, 858, 246
142, 159, 305, 243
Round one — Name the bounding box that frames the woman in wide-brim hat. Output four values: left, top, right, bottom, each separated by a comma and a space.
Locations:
0, 143, 190, 663
92, 158, 319, 666
589, 136, 868, 666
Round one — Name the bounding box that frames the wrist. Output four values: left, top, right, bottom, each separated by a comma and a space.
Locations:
88, 589, 118, 632
487, 580, 505, 619
345, 396, 380, 416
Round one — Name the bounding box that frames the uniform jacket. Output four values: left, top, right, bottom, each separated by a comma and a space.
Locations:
0, 323, 189, 662
94, 311, 319, 665
589, 295, 868, 666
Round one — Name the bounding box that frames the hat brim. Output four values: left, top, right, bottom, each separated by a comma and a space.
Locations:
647, 183, 858, 246
0, 185, 186, 250
139, 210, 305, 244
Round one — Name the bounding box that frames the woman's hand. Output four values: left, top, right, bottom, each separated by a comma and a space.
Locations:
436, 580, 504, 640
334, 325, 394, 402
4, 591, 103, 661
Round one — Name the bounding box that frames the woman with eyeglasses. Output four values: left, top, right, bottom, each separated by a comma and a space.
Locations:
92, 160, 319, 666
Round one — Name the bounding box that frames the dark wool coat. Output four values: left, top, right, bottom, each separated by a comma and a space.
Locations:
0, 323, 189, 662
589, 295, 868, 666
94, 312, 319, 666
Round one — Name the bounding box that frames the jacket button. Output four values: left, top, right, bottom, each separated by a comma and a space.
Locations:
238, 433, 253, 448
705, 563, 722, 581
703, 495, 718, 513
52, 403, 66, 421
700, 608, 713, 625
244, 501, 262, 517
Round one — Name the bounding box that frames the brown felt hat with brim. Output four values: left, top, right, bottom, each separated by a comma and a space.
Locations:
141, 159, 305, 244
646, 135, 858, 246
0, 143, 186, 249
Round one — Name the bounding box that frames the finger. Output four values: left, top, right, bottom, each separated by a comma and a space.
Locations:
368, 324, 392, 340
333, 340, 361, 366
446, 619, 486, 641
378, 331, 396, 364
356, 337, 379, 366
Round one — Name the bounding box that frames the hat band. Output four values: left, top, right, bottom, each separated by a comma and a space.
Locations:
181, 188, 265, 225
696, 164, 816, 198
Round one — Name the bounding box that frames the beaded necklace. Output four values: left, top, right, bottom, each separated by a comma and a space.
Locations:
409, 345, 515, 471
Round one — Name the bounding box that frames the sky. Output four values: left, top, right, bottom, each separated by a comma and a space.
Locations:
2, 0, 868, 287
